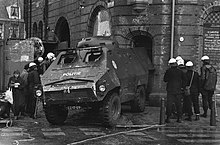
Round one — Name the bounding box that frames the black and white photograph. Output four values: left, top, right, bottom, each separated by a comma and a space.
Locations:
0, 0, 220, 145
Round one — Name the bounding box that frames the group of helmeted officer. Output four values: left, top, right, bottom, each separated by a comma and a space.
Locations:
6, 52, 56, 120
164, 55, 217, 123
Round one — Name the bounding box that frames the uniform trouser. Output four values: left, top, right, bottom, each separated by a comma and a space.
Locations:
166, 93, 183, 118
184, 93, 200, 116
191, 93, 200, 115
182, 94, 187, 114
23, 87, 28, 113
28, 93, 37, 117
201, 89, 214, 113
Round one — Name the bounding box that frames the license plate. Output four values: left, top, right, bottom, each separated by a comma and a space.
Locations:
67, 106, 81, 110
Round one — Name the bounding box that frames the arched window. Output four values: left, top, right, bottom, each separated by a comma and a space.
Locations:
38, 21, 43, 39
89, 7, 111, 36
54, 17, 70, 47
93, 10, 111, 36
33, 22, 37, 37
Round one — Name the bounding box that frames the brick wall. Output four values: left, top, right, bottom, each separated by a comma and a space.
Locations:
29, 0, 220, 105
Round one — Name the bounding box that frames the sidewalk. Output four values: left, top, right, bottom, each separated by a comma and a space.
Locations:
119, 105, 220, 128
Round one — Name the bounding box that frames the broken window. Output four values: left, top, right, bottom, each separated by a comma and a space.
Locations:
93, 10, 111, 36
83, 51, 103, 62
58, 53, 78, 65
11, 6, 19, 18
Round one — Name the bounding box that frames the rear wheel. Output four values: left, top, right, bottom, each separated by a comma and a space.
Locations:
45, 105, 68, 125
131, 86, 146, 112
101, 92, 121, 127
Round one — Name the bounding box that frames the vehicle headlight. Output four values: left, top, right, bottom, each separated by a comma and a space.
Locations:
99, 85, 106, 92
36, 90, 42, 97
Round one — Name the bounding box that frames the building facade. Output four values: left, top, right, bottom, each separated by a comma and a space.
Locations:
0, 0, 25, 40
0, 0, 25, 91
25, 0, 220, 105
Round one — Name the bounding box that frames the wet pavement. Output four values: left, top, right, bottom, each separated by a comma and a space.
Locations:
0, 104, 220, 145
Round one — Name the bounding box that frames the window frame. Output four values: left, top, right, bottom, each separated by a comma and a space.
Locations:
0, 23, 4, 39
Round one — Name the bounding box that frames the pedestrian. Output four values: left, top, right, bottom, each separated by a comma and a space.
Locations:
20, 63, 29, 116
164, 58, 186, 123
184, 61, 200, 121
27, 62, 41, 118
8, 70, 25, 120
200, 55, 217, 118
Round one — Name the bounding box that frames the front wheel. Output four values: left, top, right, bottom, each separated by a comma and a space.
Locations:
131, 86, 146, 112
101, 92, 121, 127
45, 105, 68, 125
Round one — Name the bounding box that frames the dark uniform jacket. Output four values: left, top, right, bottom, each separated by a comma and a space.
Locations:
27, 69, 41, 93
186, 70, 200, 94
200, 64, 212, 87
164, 67, 186, 94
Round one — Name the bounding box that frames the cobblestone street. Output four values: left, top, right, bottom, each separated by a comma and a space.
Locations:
0, 104, 220, 145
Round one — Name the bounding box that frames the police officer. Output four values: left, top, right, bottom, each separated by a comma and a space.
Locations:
36, 57, 44, 75
185, 61, 200, 121
20, 64, 29, 115
176, 58, 188, 116
164, 58, 186, 123
200, 56, 217, 118
42, 52, 56, 72
27, 62, 41, 118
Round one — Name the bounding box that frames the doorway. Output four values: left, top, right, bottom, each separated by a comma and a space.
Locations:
132, 35, 153, 62
132, 35, 154, 102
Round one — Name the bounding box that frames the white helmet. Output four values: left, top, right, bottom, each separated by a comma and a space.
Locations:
38, 57, 43, 62
186, 61, 193, 67
176, 56, 183, 61
201, 55, 209, 61
168, 58, 177, 64
47, 52, 55, 59
29, 62, 36, 67
177, 59, 184, 66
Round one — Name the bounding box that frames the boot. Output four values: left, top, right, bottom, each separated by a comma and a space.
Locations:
185, 115, 192, 121
165, 117, 171, 123
195, 115, 200, 121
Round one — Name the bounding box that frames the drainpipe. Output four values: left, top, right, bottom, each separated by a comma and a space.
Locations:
170, 0, 175, 58
29, 0, 32, 37
44, 0, 48, 41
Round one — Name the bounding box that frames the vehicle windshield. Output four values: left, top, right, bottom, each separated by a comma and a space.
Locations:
79, 47, 103, 63
58, 51, 78, 65
57, 47, 104, 66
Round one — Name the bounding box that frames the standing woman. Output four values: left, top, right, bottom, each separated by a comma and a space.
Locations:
8, 70, 25, 120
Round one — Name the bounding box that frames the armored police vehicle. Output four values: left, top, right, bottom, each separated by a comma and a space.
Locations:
39, 36, 150, 126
